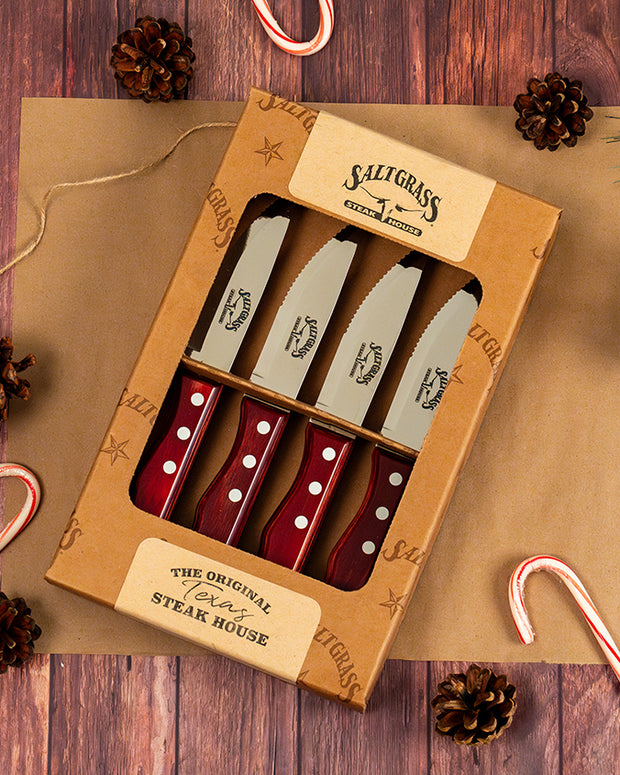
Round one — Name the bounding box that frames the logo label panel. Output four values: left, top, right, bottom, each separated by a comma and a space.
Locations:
289, 112, 496, 263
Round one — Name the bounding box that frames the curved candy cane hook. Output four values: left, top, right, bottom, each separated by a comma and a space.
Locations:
0, 463, 41, 551
509, 555, 620, 682
251, 0, 334, 56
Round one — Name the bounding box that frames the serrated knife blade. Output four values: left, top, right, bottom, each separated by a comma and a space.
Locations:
131, 210, 291, 521
192, 231, 359, 545
315, 261, 424, 424
188, 213, 291, 369
259, 256, 426, 571
381, 283, 480, 449
251, 234, 359, 396
325, 282, 480, 590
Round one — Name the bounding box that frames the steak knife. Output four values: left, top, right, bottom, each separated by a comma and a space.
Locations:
192, 230, 359, 544
324, 282, 480, 590
131, 211, 291, 520
258, 256, 425, 571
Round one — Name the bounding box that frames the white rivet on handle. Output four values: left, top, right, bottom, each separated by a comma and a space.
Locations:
389, 472, 403, 486
509, 555, 620, 683
0, 464, 41, 551
250, 0, 335, 56
228, 489, 243, 503
243, 455, 257, 469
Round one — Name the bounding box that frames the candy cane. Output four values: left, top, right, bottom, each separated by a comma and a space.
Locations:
251, 0, 334, 55
0, 464, 41, 551
509, 555, 620, 682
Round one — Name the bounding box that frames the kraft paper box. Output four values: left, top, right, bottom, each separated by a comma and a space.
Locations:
45, 88, 561, 710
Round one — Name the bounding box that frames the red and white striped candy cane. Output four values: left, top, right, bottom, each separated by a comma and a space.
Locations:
509, 555, 620, 682
0, 463, 41, 551
251, 0, 334, 55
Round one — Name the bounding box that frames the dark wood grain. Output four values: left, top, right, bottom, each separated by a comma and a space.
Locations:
495, 0, 556, 105
0, 654, 49, 773
188, 0, 302, 101
131, 371, 223, 520
120, 0, 186, 29
429, 662, 561, 774
302, 0, 427, 103
259, 422, 354, 570
299, 660, 430, 773
325, 448, 413, 591
562, 664, 620, 773
64, 0, 118, 98
427, 0, 503, 105
555, 0, 620, 106
177, 654, 299, 774
1, 0, 619, 772
194, 395, 290, 543
48, 654, 178, 774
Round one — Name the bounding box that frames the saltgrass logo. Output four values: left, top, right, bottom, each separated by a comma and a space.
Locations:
415, 366, 449, 410
285, 315, 318, 359
220, 288, 252, 331
342, 163, 442, 235
350, 342, 383, 385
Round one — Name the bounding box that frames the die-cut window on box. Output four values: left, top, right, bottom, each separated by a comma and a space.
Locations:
129, 194, 480, 591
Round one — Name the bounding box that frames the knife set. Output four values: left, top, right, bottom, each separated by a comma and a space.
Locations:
47, 89, 562, 709
129, 198, 479, 591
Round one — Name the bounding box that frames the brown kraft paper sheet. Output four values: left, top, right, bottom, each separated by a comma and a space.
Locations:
3, 97, 619, 664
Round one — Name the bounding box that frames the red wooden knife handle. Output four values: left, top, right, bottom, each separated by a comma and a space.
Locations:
259, 422, 354, 571
193, 396, 289, 544
325, 447, 413, 591
131, 370, 222, 520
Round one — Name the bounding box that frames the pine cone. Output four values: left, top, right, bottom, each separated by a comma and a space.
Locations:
0, 593, 42, 673
514, 73, 594, 151
111, 16, 196, 102
0, 337, 36, 422
431, 664, 517, 746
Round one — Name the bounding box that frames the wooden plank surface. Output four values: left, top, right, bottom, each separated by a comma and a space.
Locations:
48, 655, 178, 775
429, 662, 562, 774
562, 664, 620, 775
177, 654, 299, 774
1, 0, 619, 772
0, 654, 50, 774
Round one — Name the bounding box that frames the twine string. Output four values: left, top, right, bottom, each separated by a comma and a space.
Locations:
1, 120, 238, 277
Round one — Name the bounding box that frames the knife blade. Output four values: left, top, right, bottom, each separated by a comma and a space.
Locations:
258, 255, 425, 571
130, 210, 291, 520
324, 281, 480, 590
192, 229, 359, 545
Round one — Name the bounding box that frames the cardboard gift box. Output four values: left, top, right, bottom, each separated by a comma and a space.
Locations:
46, 88, 561, 710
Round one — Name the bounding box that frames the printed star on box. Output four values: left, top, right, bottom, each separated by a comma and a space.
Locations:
448, 363, 465, 386
101, 435, 130, 465
380, 589, 406, 619
255, 137, 284, 165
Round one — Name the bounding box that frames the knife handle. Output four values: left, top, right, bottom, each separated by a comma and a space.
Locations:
259, 422, 354, 571
325, 447, 413, 591
193, 396, 289, 544
131, 370, 222, 520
